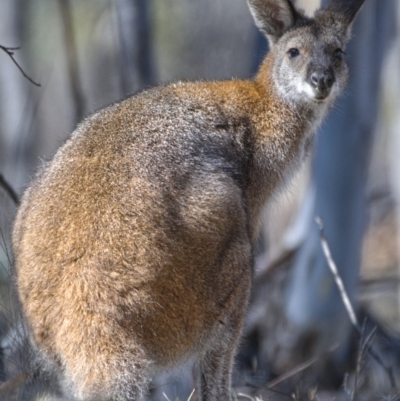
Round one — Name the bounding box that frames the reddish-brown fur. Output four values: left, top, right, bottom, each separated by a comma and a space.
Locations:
12, 0, 365, 400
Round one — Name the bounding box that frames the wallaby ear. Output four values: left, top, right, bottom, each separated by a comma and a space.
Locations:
323, 0, 366, 30
247, 0, 298, 44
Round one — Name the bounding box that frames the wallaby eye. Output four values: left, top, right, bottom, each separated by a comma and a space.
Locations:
288, 48, 300, 58
333, 48, 345, 60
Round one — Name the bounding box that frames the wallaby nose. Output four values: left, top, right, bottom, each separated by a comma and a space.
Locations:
310, 71, 335, 98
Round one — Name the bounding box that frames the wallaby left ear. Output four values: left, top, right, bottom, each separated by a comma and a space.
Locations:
247, 0, 299, 45
324, 0, 366, 29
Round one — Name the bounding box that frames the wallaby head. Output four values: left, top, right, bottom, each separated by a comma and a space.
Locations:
12, 1, 365, 401
249, 0, 365, 104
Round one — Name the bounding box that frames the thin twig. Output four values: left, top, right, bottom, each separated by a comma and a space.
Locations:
361, 326, 377, 359
0, 44, 41, 87
315, 217, 358, 329
162, 392, 172, 401
237, 394, 255, 400
0, 372, 29, 394
351, 320, 366, 401
187, 388, 195, 401
267, 344, 339, 389
244, 381, 293, 399
316, 216, 397, 389
0, 174, 20, 205
259, 247, 296, 279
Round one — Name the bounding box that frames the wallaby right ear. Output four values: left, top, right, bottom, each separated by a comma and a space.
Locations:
323, 0, 366, 31
247, 0, 298, 44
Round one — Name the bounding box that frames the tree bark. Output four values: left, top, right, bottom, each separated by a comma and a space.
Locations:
115, 0, 154, 96
57, 0, 85, 125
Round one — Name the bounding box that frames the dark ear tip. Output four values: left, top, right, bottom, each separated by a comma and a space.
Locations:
324, 0, 366, 24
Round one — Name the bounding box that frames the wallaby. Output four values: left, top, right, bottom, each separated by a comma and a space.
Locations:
12, 0, 365, 400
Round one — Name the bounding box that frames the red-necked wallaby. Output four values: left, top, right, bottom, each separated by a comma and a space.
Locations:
12, 0, 365, 400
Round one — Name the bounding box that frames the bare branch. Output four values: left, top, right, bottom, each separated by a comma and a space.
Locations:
0, 174, 20, 205
0, 372, 29, 395
316, 217, 397, 389
0, 44, 41, 87
315, 216, 359, 329
351, 320, 366, 401
266, 344, 339, 389
187, 389, 195, 401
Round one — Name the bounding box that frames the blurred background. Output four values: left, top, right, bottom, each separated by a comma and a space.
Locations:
0, 0, 400, 400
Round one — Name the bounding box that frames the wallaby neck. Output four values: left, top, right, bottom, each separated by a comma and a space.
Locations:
242, 56, 327, 239
251, 55, 321, 173
254, 55, 325, 133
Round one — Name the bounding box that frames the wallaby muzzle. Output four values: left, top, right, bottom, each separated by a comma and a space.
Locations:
309, 68, 335, 100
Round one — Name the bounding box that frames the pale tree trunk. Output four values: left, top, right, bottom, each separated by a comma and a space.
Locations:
388, 6, 400, 313
0, 0, 28, 186
115, 0, 154, 96
283, 0, 397, 368
57, 0, 85, 126
0, 0, 29, 385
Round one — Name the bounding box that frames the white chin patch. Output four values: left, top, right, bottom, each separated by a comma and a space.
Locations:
295, 81, 333, 102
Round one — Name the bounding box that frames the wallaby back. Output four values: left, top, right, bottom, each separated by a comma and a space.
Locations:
12, 0, 365, 400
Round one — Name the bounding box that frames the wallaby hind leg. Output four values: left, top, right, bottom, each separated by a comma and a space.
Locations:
199, 348, 232, 401
198, 311, 247, 401
39, 309, 151, 401
60, 345, 150, 401
198, 240, 251, 401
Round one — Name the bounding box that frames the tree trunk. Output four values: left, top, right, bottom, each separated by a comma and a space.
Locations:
115, 0, 154, 96
57, 0, 85, 125
389, 6, 400, 314
0, 0, 27, 185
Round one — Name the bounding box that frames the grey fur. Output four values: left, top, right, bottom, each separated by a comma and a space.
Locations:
12, 0, 365, 400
